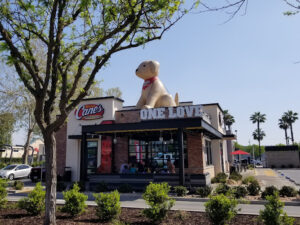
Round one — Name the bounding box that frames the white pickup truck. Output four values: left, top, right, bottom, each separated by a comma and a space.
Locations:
153, 153, 175, 166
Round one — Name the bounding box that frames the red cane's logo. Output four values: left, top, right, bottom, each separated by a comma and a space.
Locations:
75, 104, 105, 120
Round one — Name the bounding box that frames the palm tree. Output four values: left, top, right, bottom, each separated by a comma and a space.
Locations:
252, 128, 266, 143
250, 112, 266, 160
278, 116, 289, 145
223, 110, 235, 132
283, 110, 298, 144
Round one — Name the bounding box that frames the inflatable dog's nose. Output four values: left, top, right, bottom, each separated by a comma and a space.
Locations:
136, 68, 138, 72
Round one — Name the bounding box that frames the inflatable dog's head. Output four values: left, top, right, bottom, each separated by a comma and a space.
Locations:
135, 60, 160, 80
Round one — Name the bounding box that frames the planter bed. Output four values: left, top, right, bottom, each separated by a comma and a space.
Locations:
1, 204, 300, 225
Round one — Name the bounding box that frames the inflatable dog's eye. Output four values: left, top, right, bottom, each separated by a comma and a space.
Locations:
143, 64, 146, 67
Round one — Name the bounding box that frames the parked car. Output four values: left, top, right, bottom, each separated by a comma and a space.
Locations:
153, 153, 175, 166
0, 164, 32, 180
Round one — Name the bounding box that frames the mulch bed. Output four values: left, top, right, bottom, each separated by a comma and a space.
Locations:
1, 204, 300, 225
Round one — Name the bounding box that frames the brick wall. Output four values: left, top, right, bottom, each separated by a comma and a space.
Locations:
115, 110, 140, 123
55, 123, 67, 176
186, 132, 204, 174
114, 137, 128, 172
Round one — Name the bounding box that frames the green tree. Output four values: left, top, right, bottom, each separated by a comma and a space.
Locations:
0, 113, 15, 146
0, 67, 38, 164
223, 109, 235, 132
252, 128, 266, 146
283, 110, 298, 144
234, 142, 265, 159
105, 87, 122, 98
0, 1, 196, 224
278, 116, 289, 145
250, 112, 266, 160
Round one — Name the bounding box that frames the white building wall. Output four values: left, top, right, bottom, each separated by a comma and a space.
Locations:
65, 97, 123, 181
202, 105, 226, 134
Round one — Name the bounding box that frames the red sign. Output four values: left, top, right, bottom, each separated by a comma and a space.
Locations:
75, 104, 105, 120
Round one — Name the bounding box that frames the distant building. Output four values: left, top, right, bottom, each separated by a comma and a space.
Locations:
265, 145, 300, 168
0, 138, 44, 160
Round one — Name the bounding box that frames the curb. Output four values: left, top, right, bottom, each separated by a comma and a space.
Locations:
172, 197, 300, 206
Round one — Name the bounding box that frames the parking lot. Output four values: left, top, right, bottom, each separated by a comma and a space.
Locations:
242, 168, 300, 190
276, 169, 300, 186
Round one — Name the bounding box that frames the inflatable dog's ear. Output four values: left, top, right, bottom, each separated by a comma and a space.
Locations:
150, 61, 160, 76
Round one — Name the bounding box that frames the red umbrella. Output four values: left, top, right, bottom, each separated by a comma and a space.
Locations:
231, 150, 250, 155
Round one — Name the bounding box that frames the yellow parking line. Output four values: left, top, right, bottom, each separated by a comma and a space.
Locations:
264, 169, 276, 177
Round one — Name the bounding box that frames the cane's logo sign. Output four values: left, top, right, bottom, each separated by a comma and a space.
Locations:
75, 104, 105, 120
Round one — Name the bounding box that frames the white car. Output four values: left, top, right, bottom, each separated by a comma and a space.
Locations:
154, 153, 175, 166
0, 164, 32, 180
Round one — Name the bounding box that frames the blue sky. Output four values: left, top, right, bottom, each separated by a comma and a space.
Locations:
13, 0, 300, 146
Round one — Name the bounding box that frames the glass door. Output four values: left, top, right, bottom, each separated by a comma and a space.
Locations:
87, 141, 98, 175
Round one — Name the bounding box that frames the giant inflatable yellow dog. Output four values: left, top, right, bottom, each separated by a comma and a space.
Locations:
135, 60, 178, 109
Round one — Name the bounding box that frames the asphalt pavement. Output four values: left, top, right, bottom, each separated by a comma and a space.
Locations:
243, 168, 300, 190
276, 169, 300, 186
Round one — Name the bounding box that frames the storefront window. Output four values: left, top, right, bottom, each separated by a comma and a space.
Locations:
87, 141, 98, 175
128, 139, 187, 174
205, 140, 212, 165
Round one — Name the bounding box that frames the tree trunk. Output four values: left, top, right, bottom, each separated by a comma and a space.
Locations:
44, 131, 57, 225
22, 129, 33, 165
9, 146, 13, 164
284, 128, 288, 145
290, 124, 294, 144
257, 122, 261, 161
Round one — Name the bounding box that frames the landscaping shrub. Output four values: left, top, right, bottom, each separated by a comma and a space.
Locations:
215, 183, 231, 195
196, 186, 212, 198
205, 194, 238, 225
213, 172, 228, 183
61, 183, 88, 217
242, 176, 257, 185
117, 183, 133, 193
57, 182, 67, 192
14, 180, 24, 190
0, 162, 7, 170
31, 160, 45, 167
279, 186, 297, 197
0, 178, 7, 188
232, 186, 248, 199
229, 171, 242, 181
247, 164, 254, 170
18, 182, 45, 215
281, 165, 286, 169
247, 180, 261, 196
261, 186, 278, 199
142, 182, 175, 223
211, 177, 218, 184
188, 186, 197, 195
94, 190, 121, 222
259, 192, 294, 225
288, 164, 294, 168
70, 181, 86, 192
95, 181, 108, 192
0, 179, 7, 209
174, 186, 188, 197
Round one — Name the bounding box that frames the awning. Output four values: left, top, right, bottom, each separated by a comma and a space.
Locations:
81, 118, 223, 140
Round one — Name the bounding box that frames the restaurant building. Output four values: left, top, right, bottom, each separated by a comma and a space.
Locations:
56, 97, 235, 188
